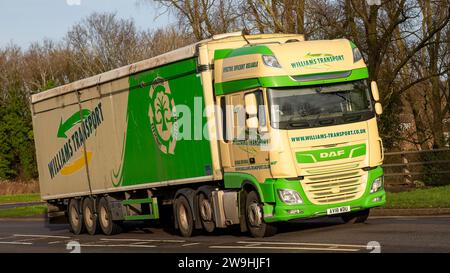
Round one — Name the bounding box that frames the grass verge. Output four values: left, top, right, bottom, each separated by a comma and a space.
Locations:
0, 193, 41, 204
385, 185, 450, 209
0, 205, 47, 218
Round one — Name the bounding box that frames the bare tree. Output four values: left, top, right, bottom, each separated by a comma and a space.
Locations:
149, 0, 242, 40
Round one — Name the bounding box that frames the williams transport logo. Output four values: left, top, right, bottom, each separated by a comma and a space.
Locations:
47, 103, 104, 179
291, 53, 345, 69
148, 78, 178, 154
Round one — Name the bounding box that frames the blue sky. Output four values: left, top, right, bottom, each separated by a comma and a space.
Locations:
0, 0, 174, 49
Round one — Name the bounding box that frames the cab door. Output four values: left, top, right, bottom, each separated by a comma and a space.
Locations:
243, 90, 270, 169
229, 93, 249, 168
218, 92, 249, 170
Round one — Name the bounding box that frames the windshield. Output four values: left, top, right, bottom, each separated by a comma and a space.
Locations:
267, 80, 374, 129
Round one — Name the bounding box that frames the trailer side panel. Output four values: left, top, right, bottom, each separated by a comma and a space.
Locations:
33, 57, 214, 200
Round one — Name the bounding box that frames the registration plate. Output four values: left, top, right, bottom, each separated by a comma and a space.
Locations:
326, 206, 351, 215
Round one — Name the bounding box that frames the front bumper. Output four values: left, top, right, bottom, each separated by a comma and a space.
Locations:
262, 166, 386, 222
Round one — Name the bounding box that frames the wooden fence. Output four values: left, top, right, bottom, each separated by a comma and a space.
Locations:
383, 148, 450, 186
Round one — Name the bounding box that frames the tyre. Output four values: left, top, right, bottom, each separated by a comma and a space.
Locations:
341, 209, 370, 224
68, 199, 85, 235
82, 197, 99, 235
198, 193, 215, 233
174, 195, 194, 237
245, 191, 277, 238
98, 197, 122, 235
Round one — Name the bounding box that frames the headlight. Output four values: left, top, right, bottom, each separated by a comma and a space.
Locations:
352, 47, 363, 63
262, 55, 282, 68
278, 189, 303, 204
370, 176, 384, 193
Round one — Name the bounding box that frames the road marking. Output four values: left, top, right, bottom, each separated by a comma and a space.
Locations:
79, 244, 157, 248
237, 241, 367, 248
14, 234, 71, 239
131, 241, 154, 245
209, 245, 360, 252
48, 241, 65, 245
0, 236, 16, 240
100, 238, 185, 243
182, 243, 200, 247
0, 241, 33, 245
15, 237, 48, 242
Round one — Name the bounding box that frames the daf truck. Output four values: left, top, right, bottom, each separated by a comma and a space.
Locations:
31, 32, 386, 238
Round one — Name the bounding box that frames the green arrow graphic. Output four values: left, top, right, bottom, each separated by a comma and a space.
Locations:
57, 109, 91, 138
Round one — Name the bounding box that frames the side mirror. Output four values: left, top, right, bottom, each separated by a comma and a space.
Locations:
246, 116, 259, 129
371, 81, 380, 101
244, 93, 258, 116
371, 81, 383, 116
375, 102, 383, 115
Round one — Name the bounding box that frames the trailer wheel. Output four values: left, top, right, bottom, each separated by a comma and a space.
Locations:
98, 198, 122, 235
175, 196, 194, 237
341, 209, 370, 224
68, 199, 85, 235
245, 191, 277, 238
82, 197, 99, 235
198, 193, 215, 233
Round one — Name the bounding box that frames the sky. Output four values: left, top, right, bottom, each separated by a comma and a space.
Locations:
0, 0, 174, 49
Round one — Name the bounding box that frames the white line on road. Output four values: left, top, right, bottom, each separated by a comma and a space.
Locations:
237, 241, 367, 248
209, 245, 360, 252
131, 241, 155, 245
182, 243, 200, 247
15, 237, 48, 242
79, 244, 157, 248
13, 234, 71, 239
0, 236, 16, 240
100, 238, 185, 243
0, 241, 33, 245
48, 241, 65, 245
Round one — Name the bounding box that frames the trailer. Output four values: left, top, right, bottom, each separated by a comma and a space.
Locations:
31, 32, 386, 237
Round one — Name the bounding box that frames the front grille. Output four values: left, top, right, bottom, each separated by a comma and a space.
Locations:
302, 169, 366, 205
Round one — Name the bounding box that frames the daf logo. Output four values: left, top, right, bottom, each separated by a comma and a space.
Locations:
320, 150, 345, 159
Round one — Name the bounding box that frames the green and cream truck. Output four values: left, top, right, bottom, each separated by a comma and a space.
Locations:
31, 32, 386, 238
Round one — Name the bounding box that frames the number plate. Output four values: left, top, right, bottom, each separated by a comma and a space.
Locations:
326, 206, 351, 215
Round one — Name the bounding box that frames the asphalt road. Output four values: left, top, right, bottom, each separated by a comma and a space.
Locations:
0, 215, 449, 253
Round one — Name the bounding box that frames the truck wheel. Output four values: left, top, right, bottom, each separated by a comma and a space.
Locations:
82, 197, 99, 235
341, 209, 370, 224
68, 199, 85, 235
98, 198, 122, 235
245, 191, 277, 238
198, 193, 215, 233
175, 196, 194, 237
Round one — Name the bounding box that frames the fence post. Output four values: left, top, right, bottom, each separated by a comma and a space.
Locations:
401, 153, 412, 185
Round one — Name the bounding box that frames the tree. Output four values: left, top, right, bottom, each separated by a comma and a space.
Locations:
149, 0, 242, 39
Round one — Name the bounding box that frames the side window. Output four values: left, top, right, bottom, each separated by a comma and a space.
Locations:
220, 96, 228, 142
245, 90, 266, 127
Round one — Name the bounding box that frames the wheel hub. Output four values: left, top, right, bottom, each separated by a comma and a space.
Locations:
200, 199, 212, 222
178, 204, 189, 230
247, 203, 262, 227
100, 206, 109, 228
85, 206, 93, 227
70, 206, 79, 224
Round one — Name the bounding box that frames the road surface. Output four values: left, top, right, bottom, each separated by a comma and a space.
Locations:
0, 215, 449, 253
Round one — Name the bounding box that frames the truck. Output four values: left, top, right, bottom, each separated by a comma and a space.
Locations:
31, 31, 386, 238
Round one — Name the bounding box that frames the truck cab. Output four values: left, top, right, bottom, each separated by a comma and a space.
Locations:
211, 36, 385, 236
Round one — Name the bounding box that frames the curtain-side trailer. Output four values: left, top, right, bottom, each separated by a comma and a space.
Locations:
31, 32, 386, 238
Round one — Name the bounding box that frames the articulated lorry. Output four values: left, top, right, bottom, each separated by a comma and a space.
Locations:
31, 32, 386, 238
